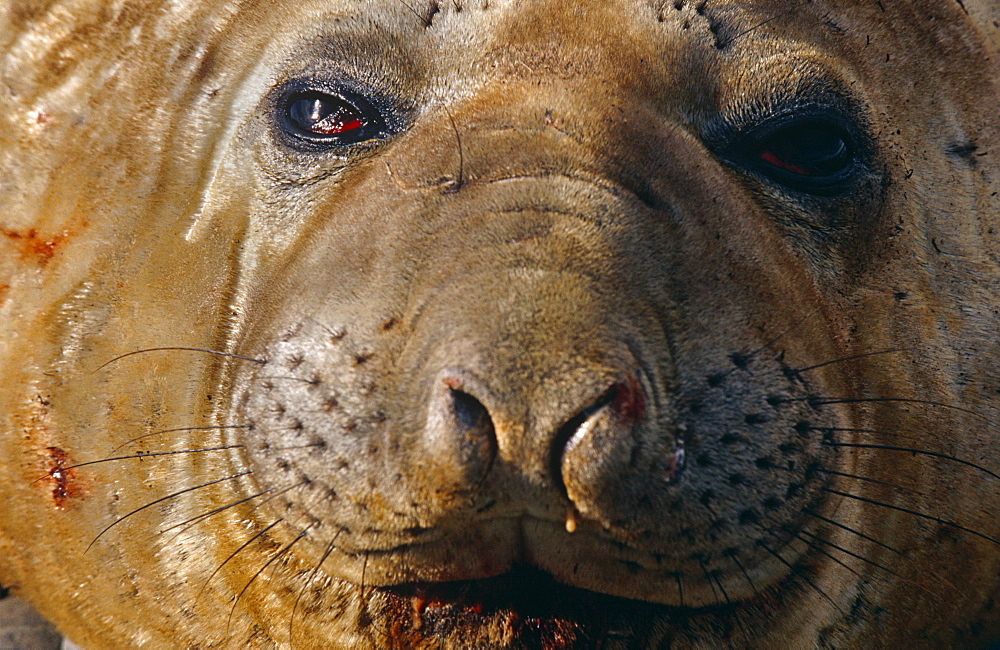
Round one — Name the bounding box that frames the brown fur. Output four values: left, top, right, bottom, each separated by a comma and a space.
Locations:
1, 0, 998, 647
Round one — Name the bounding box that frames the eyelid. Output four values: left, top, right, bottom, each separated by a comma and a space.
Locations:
708, 67, 869, 142
736, 106, 855, 142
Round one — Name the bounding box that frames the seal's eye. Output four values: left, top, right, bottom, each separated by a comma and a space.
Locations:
742, 116, 856, 194
758, 121, 851, 177
280, 89, 385, 146
289, 93, 364, 135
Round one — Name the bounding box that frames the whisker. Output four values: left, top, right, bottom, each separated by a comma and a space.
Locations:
820, 441, 1000, 482
778, 396, 995, 423
227, 524, 314, 633
290, 532, 341, 643
394, 0, 433, 27
696, 556, 752, 643
269, 443, 327, 452
758, 308, 820, 351
823, 488, 1000, 546
715, 309, 819, 380
803, 424, 919, 442
307, 317, 346, 343
804, 510, 902, 555
159, 481, 306, 537
34, 446, 244, 482
259, 375, 320, 385
726, 552, 758, 595
360, 552, 370, 602
759, 541, 844, 614
111, 425, 252, 453
197, 518, 284, 599
798, 529, 897, 576
814, 467, 919, 493
443, 105, 464, 192
710, 566, 732, 607
86, 470, 252, 552
720, 0, 814, 47
766, 458, 916, 494
792, 348, 908, 374
799, 529, 949, 598
793, 531, 866, 580
696, 556, 722, 603
160, 489, 273, 535
92, 347, 264, 372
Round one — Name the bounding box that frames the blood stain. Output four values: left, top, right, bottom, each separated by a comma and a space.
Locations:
43, 447, 78, 509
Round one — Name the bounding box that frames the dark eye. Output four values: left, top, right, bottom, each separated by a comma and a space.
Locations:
740, 116, 857, 194
280, 88, 385, 146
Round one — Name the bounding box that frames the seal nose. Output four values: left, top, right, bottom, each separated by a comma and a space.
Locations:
427, 366, 666, 532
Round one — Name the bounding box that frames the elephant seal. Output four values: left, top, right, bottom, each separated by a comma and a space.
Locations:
1, 0, 998, 647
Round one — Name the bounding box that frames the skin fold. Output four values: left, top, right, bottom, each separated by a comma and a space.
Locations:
0, 0, 998, 647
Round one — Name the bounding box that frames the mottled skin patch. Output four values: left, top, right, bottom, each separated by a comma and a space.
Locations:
0, 0, 998, 648
2, 228, 70, 266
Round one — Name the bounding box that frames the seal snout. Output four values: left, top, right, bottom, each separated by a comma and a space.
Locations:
410, 305, 681, 541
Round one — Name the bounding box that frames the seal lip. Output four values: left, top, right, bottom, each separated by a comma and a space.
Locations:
368, 563, 758, 645
376, 564, 681, 623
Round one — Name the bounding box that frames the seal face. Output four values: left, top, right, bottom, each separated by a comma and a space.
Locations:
1, 0, 998, 647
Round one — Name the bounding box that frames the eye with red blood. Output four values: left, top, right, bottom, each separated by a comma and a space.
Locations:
288, 92, 364, 135
280, 88, 385, 145
756, 120, 852, 178
744, 116, 857, 193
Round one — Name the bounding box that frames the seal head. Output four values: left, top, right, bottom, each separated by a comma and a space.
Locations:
0, 0, 997, 647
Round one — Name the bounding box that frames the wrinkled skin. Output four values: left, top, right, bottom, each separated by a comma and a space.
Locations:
1, 0, 999, 647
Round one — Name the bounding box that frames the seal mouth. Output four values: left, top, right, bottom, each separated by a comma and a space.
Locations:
370, 565, 737, 647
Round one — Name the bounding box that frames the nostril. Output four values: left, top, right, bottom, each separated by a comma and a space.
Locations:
554, 375, 687, 532
449, 387, 494, 437
550, 380, 640, 500
425, 375, 498, 494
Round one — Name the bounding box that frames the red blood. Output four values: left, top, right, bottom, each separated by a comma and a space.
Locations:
43, 447, 78, 509
3, 228, 70, 266
760, 150, 810, 175
314, 118, 363, 135
612, 377, 645, 424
